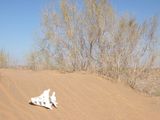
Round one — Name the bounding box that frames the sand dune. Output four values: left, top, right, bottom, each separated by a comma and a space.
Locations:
0, 69, 160, 120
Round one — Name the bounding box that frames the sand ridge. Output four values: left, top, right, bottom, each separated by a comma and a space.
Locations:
0, 69, 160, 120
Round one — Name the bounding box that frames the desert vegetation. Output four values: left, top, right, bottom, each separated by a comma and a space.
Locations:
27, 0, 160, 95
0, 49, 9, 68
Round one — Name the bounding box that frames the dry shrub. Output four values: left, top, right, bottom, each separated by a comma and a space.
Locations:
27, 51, 38, 70
31, 0, 160, 95
27, 49, 54, 70
0, 49, 9, 68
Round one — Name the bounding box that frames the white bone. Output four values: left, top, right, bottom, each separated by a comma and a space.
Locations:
30, 89, 57, 110
50, 92, 58, 107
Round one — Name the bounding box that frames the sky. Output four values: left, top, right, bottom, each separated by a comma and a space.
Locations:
0, 0, 160, 65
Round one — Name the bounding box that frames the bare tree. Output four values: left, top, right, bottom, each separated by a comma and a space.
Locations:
30, 0, 159, 95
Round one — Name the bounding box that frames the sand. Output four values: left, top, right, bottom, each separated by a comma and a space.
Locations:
0, 69, 160, 120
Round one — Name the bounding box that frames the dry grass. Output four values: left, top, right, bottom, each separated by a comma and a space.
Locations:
27, 0, 160, 95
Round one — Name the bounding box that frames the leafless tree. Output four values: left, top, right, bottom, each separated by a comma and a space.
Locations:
29, 0, 160, 95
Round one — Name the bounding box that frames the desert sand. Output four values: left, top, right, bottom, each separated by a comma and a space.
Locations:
0, 69, 160, 120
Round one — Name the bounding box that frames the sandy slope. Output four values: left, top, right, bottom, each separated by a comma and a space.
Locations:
0, 69, 160, 120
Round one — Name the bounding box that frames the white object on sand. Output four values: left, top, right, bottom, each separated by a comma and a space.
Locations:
50, 92, 58, 107
30, 89, 58, 109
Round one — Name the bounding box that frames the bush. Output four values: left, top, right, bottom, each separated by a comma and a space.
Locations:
31, 0, 160, 95
27, 49, 54, 70
0, 49, 9, 68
